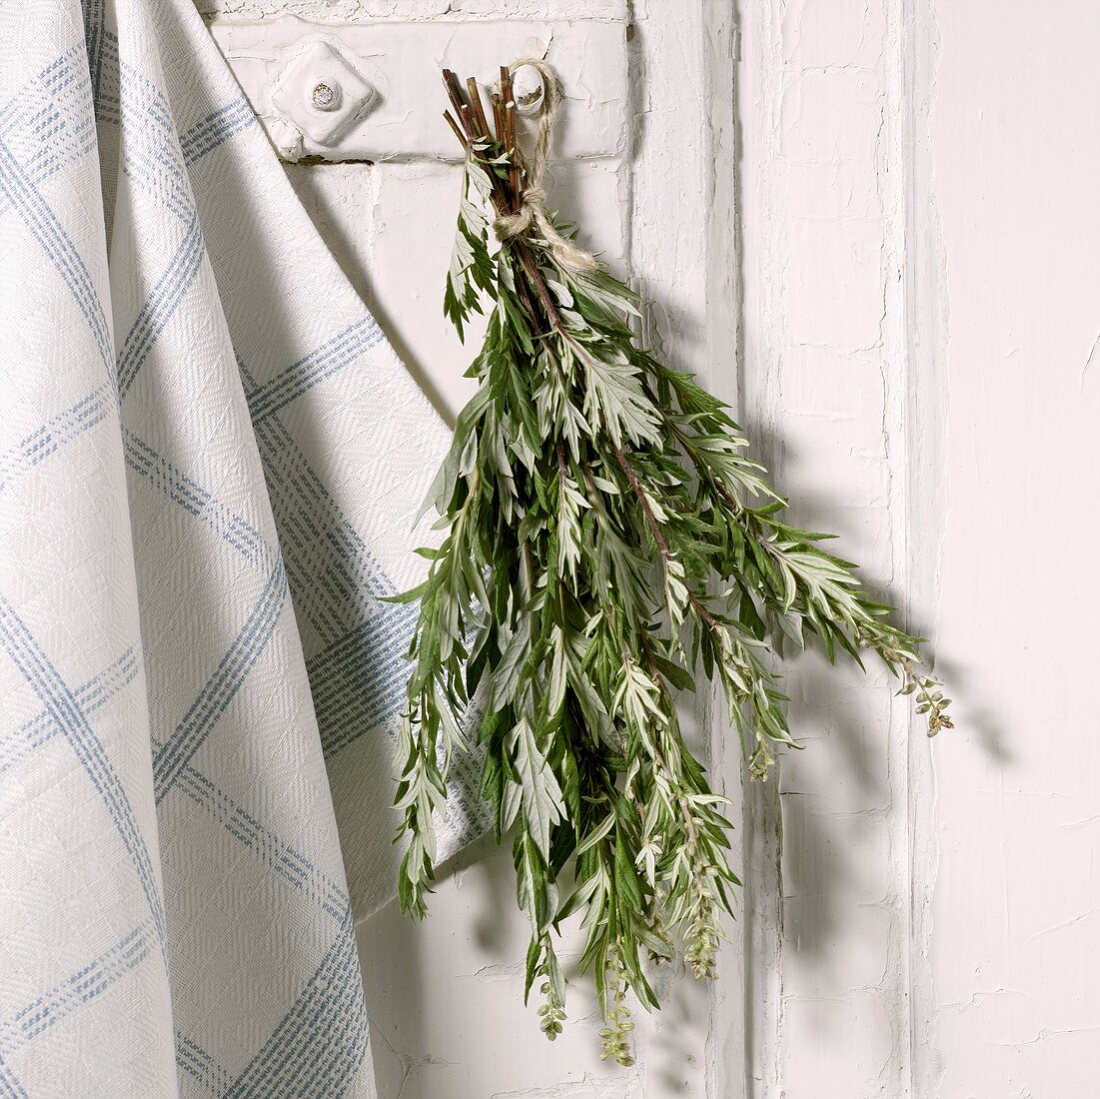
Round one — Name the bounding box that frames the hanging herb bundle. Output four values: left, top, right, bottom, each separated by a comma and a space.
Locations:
393, 61, 951, 1065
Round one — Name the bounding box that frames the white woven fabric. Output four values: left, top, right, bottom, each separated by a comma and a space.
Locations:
0, 0, 483, 1093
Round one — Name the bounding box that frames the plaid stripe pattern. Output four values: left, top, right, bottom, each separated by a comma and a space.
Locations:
0, 0, 485, 1094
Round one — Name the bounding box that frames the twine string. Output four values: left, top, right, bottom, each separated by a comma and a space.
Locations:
493, 59, 599, 273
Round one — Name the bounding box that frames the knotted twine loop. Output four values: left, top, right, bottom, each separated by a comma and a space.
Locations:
493, 59, 599, 273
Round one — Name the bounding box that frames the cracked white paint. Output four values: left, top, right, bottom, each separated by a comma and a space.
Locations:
199, 0, 626, 22
740, 1, 1100, 1096
198, 0, 1098, 1093
210, 15, 628, 162
737, 0, 917, 1089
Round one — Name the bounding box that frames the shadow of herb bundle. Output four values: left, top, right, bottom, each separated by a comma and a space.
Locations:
392, 63, 951, 1066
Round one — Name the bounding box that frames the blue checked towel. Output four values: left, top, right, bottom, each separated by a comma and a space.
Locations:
0, 0, 484, 1093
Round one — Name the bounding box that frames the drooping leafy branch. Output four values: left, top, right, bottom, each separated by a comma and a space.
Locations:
392, 65, 951, 1066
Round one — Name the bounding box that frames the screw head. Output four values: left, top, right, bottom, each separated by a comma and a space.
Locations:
310, 81, 340, 111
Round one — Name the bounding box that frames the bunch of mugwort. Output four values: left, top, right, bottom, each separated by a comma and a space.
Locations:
392, 61, 951, 1065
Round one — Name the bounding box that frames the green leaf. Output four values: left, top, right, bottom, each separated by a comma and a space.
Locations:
509, 717, 566, 860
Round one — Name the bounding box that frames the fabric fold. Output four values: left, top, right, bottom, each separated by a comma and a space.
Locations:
0, 0, 483, 1094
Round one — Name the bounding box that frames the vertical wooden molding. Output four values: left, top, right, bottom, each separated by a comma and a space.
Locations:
700, 5, 747, 1097
628, 3, 724, 1091
730, 1, 934, 1094
728, 3, 786, 1096
901, 0, 947, 1093
883, 0, 926, 1091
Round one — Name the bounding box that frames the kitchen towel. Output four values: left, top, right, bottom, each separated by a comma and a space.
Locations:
0, 0, 482, 1093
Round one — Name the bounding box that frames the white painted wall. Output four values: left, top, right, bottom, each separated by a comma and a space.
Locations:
737, 1, 1100, 1096
919, 4, 1100, 1094
201, 0, 1100, 1095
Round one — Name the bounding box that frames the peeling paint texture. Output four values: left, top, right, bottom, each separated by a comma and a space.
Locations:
738, 2, 914, 1093
740, 1, 1100, 1097
199, 0, 1099, 1094
199, 0, 626, 23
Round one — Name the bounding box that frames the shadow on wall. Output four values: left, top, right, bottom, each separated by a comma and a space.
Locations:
355, 832, 515, 1095
742, 443, 1012, 1007
282, 161, 460, 428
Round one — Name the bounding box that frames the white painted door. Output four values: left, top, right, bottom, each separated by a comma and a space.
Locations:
203, 0, 1100, 1094
736, 2, 1100, 1096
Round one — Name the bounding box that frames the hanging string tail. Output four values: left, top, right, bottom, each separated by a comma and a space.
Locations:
492, 59, 599, 274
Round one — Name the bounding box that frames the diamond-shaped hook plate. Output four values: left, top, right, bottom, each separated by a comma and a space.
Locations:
271, 39, 377, 148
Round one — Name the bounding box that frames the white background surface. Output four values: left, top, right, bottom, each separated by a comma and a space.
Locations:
201, 1, 1099, 1095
